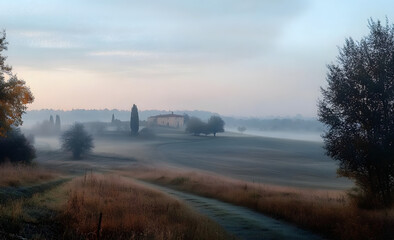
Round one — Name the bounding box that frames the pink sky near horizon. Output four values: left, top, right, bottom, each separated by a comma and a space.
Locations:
2, 1, 393, 118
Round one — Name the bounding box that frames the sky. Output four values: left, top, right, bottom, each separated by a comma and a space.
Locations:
0, 0, 393, 118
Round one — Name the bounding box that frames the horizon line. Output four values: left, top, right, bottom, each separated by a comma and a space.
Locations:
26, 108, 317, 119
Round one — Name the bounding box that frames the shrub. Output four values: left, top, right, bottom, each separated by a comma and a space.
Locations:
138, 127, 156, 139
0, 128, 35, 164
61, 123, 94, 159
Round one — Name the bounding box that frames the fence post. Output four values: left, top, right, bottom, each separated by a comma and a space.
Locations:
97, 212, 102, 240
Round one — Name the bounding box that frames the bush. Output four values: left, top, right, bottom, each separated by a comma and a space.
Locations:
0, 129, 36, 164
61, 123, 94, 159
138, 127, 156, 139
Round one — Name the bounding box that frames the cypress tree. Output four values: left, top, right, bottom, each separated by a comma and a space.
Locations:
55, 115, 61, 132
130, 104, 139, 136
49, 115, 54, 127
49, 115, 55, 132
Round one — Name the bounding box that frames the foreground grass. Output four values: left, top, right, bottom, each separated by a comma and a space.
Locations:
0, 179, 68, 239
125, 167, 394, 240
0, 164, 232, 239
61, 174, 232, 240
0, 162, 58, 187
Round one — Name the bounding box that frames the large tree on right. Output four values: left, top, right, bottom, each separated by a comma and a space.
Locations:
318, 19, 394, 208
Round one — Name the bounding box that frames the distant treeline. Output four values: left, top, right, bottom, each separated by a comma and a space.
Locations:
222, 117, 324, 132
23, 109, 323, 132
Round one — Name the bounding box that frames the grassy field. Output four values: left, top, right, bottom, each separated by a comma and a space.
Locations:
0, 163, 59, 187
0, 164, 231, 240
61, 173, 231, 240
35, 128, 352, 189
123, 166, 394, 240
3, 128, 389, 239
0, 168, 69, 239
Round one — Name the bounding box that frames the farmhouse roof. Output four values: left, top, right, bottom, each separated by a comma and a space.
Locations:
148, 113, 184, 119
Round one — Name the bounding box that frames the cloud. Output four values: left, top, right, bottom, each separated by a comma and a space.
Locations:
2, 0, 323, 117
12, 30, 80, 49
3, 0, 310, 59
88, 50, 158, 58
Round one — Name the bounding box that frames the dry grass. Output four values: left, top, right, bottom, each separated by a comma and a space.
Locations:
0, 162, 58, 187
0, 199, 25, 234
0, 182, 69, 239
124, 167, 394, 240
61, 173, 232, 240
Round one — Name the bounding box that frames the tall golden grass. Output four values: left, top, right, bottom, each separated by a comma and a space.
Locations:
61, 174, 232, 240
124, 167, 394, 240
0, 163, 58, 187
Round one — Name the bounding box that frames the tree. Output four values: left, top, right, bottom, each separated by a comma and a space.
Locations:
0, 31, 34, 136
0, 128, 35, 164
186, 117, 207, 136
237, 126, 247, 134
318, 19, 394, 208
130, 104, 139, 136
49, 115, 54, 126
207, 116, 225, 136
55, 115, 61, 132
61, 123, 94, 159
49, 115, 55, 132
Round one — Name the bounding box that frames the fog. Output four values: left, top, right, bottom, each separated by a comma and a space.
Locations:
32, 126, 350, 190
22, 109, 324, 136
226, 128, 323, 142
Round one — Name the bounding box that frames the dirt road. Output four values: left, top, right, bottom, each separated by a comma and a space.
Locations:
139, 181, 324, 240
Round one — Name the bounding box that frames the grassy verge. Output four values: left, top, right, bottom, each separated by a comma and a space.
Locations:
0, 162, 59, 187
124, 167, 394, 240
0, 169, 233, 240
0, 179, 69, 239
60, 173, 233, 240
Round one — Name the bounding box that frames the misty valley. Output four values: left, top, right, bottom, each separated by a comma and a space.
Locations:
1, 2, 394, 240
0, 113, 386, 240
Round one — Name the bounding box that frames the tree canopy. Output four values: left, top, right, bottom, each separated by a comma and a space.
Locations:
207, 116, 225, 137
186, 116, 225, 136
61, 123, 94, 159
186, 117, 207, 136
318, 19, 394, 208
0, 31, 34, 136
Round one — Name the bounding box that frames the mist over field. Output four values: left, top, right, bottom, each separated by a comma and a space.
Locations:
23, 109, 324, 142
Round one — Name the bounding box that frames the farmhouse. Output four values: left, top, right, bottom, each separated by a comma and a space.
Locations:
147, 113, 185, 128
